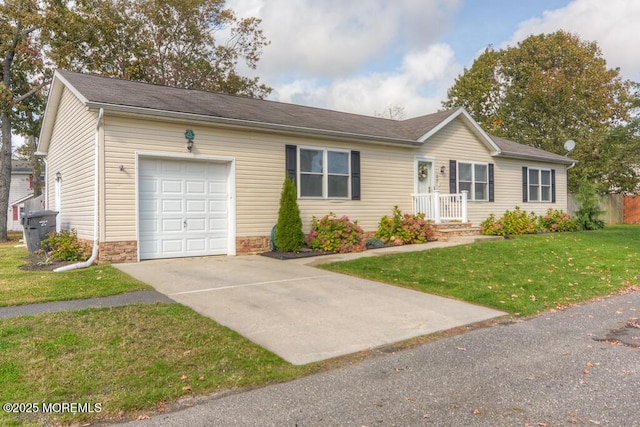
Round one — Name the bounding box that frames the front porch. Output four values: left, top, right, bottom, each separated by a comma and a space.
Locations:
412, 191, 469, 224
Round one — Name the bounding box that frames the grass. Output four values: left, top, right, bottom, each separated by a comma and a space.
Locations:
0, 238, 150, 307
0, 304, 319, 425
321, 225, 640, 316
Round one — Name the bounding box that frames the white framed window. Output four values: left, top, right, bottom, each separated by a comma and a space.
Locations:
528, 168, 552, 202
457, 161, 488, 201
299, 147, 350, 199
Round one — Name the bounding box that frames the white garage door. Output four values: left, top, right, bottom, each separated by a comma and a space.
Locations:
138, 158, 229, 260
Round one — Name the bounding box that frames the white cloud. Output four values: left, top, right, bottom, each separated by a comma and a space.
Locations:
274, 44, 460, 117
509, 0, 640, 82
227, 0, 462, 116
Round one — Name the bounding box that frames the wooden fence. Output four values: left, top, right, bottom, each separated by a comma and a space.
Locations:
567, 193, 624, 224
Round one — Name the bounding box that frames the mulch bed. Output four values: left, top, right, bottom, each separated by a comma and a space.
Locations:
19, 252, 75, 272
260, 248, 334, 260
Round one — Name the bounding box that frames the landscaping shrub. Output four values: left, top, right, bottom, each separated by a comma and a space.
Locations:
365, 237, 386, 249
41, 229, 91, 261
573, 180, 605, 230
274, 177, 305, 252
376, 206, 435, 245
539, 208, 578, 232
480, 206, 539, 236
307, 213, 366, 253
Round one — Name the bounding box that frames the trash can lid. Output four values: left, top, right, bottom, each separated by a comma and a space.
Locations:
23, 210, 59, 218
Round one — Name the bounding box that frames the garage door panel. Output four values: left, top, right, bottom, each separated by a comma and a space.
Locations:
139, 158, 230, 260
186, 180, 206, 194
161, 199, 183, 213
161, 180, 182, 193
186, 200, 206, 213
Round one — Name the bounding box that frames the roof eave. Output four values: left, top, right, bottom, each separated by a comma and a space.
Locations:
85, 101, 423, 148
495, 151, 577, 165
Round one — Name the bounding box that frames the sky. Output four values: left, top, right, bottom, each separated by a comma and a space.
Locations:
227, 0, 640, 119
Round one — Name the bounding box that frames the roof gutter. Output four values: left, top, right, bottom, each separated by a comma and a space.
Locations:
54, 108, 103, 272
84, 102, 423, 148
495, 150, 577, 166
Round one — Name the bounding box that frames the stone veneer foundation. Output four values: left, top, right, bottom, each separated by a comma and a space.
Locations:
98, 240, 138, 263
92, 237, 271, 264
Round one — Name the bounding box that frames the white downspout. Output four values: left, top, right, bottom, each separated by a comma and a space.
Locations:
55, 108, 103, 272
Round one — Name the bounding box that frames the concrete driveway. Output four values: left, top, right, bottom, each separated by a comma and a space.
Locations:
116, 245, 505, 365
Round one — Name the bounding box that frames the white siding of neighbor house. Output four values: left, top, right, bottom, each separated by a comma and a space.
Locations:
45, 88, 96, 239
7, 172, 32, 231
420, 119, 569, 224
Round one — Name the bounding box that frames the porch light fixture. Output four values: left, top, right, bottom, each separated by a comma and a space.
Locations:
55, 172, 62, 182
185, 129, 195, 152
440, 165, 446, 175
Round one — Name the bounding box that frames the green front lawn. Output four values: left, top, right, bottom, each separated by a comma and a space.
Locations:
321, 225, 640, 316
0, 241, 150, 307
0, 304, 318, 426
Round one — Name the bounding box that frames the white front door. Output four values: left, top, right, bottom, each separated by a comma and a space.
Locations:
416, 159, 435, 193
138, 158, 230, 260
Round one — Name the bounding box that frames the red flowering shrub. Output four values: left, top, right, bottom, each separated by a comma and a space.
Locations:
307, 213, 366, 253
376, 206, 435, 245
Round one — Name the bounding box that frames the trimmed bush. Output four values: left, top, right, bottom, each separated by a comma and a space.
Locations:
376, 206, 435, 245
539, 208, 578, 232
41, 229, 91, 261
274, 177, 305, 252
307, 213, 366, 253
480, 206, 539, 236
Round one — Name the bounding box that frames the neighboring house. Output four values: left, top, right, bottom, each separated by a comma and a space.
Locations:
36, 70, 575, 263
6, 160, 35, 232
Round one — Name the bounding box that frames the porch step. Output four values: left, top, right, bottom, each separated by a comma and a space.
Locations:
432, 223, 482, 242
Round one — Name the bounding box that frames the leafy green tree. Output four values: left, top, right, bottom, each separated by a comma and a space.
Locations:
0, 0, 46, 241
44, 0, 271, 97
274, 177, 305, 252
443, 31, 635, 192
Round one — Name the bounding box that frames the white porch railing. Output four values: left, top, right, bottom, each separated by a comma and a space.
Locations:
412, 191, 468, 224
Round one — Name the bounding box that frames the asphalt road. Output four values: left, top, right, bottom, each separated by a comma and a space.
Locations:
122, 290, 640, 427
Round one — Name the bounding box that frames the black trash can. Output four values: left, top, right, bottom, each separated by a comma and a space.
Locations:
21, 210, 58, 253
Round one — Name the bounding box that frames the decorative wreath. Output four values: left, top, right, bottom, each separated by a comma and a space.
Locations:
418, 164, 429, 181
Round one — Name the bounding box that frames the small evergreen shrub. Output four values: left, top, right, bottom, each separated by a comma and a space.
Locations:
307, 213, 366, 253
480, 206, 539, 236
365, 237, 386, 249
274, 177, 305, 252
376, 206, 435, 245
41, 229, 91, 261
539, 208, 578, 232
573, 180, 605, 230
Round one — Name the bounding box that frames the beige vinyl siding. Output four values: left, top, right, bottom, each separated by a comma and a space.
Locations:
418, 118, 569, 224
102, 115, 417, 240
101, 113, 570, 241
45, 88, 96, 239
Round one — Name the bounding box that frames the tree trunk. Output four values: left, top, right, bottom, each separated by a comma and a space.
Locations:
28, 135, 44, 197
0, 112, 12, 242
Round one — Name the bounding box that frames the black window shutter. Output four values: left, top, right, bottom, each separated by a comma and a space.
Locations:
351, 151, 361, 200
488, 163, 495, 202
551, 169, 556, 203
449, 160, 457, 193
522, 167, 528, 202
285, 145, 297, 183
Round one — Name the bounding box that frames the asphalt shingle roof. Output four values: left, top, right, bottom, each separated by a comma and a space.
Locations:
55, 70, 574, 164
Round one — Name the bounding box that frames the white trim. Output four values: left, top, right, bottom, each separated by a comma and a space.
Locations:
297, 145, 351, 200
135, 152, 237, 260
526, 167, 553, 203
414, 156, 436, 194
418, 107, 501, 154
456, 161, 489, 202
